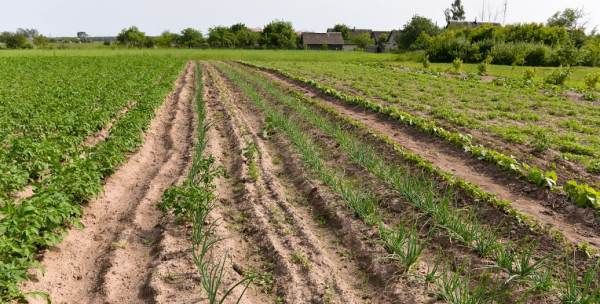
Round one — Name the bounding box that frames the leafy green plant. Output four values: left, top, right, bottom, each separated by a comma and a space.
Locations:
421, 54, 431, 69
477, 56, 492, 76
584, 72, 600, 90
379, 224, 424, 272
564, 180, 599, 209
544, 66, 572, 86
452, 58, 463, 74
523, 68, 536, 83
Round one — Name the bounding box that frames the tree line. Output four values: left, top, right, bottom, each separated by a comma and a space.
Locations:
394, 3, 600, 67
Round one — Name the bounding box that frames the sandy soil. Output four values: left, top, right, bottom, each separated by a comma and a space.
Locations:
22, 62, 197, 304
250, 64, 600, 251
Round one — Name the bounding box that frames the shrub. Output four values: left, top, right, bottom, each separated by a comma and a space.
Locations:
452, 58, 463, 73
477, 56, 492, 75
421, 54, 431, 69
523, 68, 536, 83
544, 66, 571, 85
584, 72, 600, 90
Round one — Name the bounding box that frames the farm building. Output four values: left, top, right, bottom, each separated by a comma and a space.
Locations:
384, 30, 400, 51
301, 32, 344, 50
446, 20, 501, 29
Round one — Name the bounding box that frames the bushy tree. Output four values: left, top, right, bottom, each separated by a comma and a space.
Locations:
444, 0, 466, 23
177, 28, 205, 48
331, 24, 351, 40
397, 15, 440, 49
33, 35, 49, 48
351, 33, 374, 49
229, 23, 260, 48
0, 32, 29, 49
156, 31, 178, 48
547, 8, 585, 29
116, 26, 147, 48
208, 26, 236, 48
261, 20, 298, 49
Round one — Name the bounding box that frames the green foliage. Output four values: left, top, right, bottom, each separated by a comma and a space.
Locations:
584, 72, 600, 89
331, 24, 350, 41
421, 54, 431, 69
116, 26, 149, 48
351, 33, 374, 49
547, 8, 585, 29
397, 15, 440, 50
477, 56, 492, 75
564, 180, 599, 209
452, 58, 463, 73
261, 20, 298, 49
544, 66, 572, 85
0, 32, 30, 49
177, 28, 206, 48
0, 56, 184, 300
208, 26, 237, 48
523, 68, 536, 83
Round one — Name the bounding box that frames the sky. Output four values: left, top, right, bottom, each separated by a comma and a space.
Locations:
2, 0, 599, 37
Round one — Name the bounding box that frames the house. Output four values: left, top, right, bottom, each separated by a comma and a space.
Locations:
301, 32, 344, 50
384, 30, 400, 51
446, 20, 501, 29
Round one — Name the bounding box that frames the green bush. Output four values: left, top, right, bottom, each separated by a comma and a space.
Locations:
564, 180, 600, 209
544, 66, 572, 85
523, 68, 536, 83
584, 72, 600, 90
452, 58, 463, 73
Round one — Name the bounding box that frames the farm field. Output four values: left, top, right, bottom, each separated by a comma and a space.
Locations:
1, 50, 599, 303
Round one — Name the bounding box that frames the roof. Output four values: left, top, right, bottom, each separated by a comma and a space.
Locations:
372, 31, 390, 41
301, 32, 345, 45
348, 29, 373, 38
387, 30, 400, 43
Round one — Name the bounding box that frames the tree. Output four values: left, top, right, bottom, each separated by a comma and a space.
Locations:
332, 24, 350, 40
208, 26, 236, 48
444, 0, 466, 23
177, 28, 205, 48
156, 31, 178, 48
16, 28, 38, 39
261, 20, 298, 49
33, 35, 49, 48
1, 32, 29, 49
229, 23, 260, 48
397, 15, 440, 49
547, 8, 585, 29
77, 32, 90, 43
116, 26, 147, 48
351, 33, 374, 49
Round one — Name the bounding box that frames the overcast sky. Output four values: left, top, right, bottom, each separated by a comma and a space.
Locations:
3, 0, 599, 37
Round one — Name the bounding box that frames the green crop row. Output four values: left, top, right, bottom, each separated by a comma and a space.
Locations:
0, 57, 185, 300
222, 62, 600, 302
240, 61, 600, 212
0, 56, 182, 200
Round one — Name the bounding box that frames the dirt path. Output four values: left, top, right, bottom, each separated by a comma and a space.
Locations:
250, 65, 600, 250
22, 62, 197, 304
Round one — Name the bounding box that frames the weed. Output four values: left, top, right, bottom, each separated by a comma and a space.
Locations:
452, 58, 463, 74
291, 251, 311, 270
584, 72, 600, 90
545, 66, 572, 86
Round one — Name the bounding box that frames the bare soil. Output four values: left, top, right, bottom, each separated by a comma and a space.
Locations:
22, 62, 197, 304
250, 64, 600, 251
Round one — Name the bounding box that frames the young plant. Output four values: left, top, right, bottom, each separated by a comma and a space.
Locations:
544, 66, 572, 86
379, 224, 424, 272
584, 72, 600, 90
452, 58, 463, 74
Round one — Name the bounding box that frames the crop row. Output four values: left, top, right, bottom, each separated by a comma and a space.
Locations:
0, 56, 182, 200
0, 56, 185, 300
241, 61, 600, 213
220, 62, 600, 303
255, 60, 600, 178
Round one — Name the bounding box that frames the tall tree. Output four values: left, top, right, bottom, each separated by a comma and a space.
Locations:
397, 15, 440, 50
261, 20, 298, 49
547, 8, 585, 30
331, 24, 350, 40
177, 28, 204, 48
444, 0, 466, 23
116, 26, 147, 47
